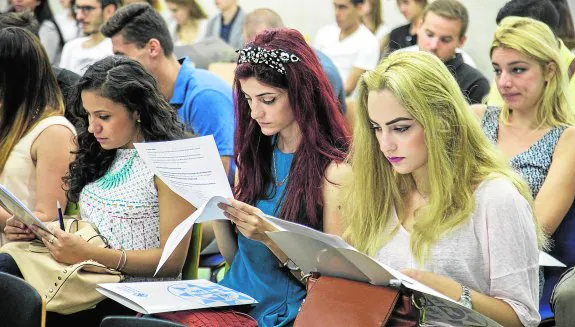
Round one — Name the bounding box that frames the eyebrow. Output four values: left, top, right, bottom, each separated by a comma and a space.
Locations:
242, 92, 277, 97
87, 110, 111, 114
507, 61, 530, 65
385, 117, 413, 125
492, 60, 529, 66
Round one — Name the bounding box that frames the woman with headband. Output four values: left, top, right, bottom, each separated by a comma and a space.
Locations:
215, 28, 350, 327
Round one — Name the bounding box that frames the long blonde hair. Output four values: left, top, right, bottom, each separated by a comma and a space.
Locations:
491, 16, 575, 127
343, 51, 544, 263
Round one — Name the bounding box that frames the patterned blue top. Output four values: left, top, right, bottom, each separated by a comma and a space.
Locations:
220, 147, 305, 327
481, 106, 566, 197
481, 106, 570, 313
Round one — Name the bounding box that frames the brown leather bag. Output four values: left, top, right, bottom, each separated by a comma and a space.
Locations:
294, 275, 420, 327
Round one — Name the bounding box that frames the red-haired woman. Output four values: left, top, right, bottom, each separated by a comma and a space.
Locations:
215, 28, 350, 327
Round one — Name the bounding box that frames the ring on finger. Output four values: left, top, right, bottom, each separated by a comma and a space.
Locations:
48, 237, 55, 244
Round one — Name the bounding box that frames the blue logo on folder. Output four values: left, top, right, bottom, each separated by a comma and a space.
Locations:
168, 282, 253, 306
118, 285, 148, 298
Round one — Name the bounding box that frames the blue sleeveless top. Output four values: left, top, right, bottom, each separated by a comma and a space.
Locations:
220, 147, 304, 327
481, 106, 574, 317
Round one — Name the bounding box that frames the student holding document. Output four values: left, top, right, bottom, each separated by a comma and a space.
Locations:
343, 51, 543, 326
0, 27, 75, 246
215, 28, 351, 327
1, 56, 196, 326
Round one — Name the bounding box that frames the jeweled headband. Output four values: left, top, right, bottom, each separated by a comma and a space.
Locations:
236, 46, 300, 75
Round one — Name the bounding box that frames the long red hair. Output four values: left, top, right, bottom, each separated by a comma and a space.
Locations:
233, 28, 350, 230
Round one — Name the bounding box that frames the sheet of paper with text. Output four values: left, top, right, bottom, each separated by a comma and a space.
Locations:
134, 136, 233, 275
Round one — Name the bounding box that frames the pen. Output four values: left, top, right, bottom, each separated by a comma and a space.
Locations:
57, 200, 65, 231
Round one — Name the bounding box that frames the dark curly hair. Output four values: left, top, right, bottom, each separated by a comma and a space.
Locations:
64, 56, 186, 202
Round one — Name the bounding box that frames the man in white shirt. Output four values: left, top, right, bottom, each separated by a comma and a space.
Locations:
314, 0, 379, 96
58, 0, 120, 75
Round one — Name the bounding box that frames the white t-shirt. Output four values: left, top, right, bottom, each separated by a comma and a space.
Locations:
400, 44, 477, 68
375, 178, 540, 327
59, 36, 113, 75
314, 24, 380, 84
39, 20, 62, 66
54, 12, 80, 43
374, 23, 393, 43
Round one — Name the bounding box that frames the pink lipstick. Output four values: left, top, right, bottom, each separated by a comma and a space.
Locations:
387, 157, 404, 164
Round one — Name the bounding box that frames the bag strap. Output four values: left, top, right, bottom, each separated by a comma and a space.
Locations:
305, 272, 321, 292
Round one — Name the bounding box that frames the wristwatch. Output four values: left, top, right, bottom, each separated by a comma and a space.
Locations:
458, 285, 473, 309
280, 258, 299, 271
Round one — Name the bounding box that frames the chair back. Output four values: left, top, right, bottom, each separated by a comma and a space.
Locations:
100, 316, 186, 327
208, 62, 237, 86
181, 224, 203, 280
0, 272, 46, 327
173, 37, 237, 70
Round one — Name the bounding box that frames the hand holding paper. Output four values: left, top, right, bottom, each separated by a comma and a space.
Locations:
262, 214, 502, 327
0, 184, 54, 239
219, 199, 281, 243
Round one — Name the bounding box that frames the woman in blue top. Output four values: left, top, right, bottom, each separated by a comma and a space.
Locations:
214, 28, 351, 327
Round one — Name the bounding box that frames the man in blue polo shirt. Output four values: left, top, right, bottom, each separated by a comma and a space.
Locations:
102, 3, 235, 175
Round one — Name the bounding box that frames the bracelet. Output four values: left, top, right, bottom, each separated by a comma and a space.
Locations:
115, 249, 126, 271
118, 249, 128, 272
458, 284, 473, 309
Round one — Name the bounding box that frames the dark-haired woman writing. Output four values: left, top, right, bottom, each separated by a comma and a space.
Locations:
2, 55, 196, 326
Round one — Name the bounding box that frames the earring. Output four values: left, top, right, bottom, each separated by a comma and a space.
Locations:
137, 118, 141, 123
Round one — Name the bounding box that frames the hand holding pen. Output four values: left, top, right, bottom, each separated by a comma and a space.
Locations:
57, 200, 65, 231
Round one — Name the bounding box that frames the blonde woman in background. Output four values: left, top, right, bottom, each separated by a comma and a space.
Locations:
361, 0, 393, 56
166, 0, 207, 45
343, 51, 542, 326
473, 16, 575, 324
0, 27, 75, 245
121, 0, 175, 29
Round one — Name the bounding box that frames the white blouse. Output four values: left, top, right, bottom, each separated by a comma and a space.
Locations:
375, 178, 540, 326
79, 149, 177, 282
0, 116, 75, 245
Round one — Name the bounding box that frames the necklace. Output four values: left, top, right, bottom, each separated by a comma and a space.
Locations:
272, 150, 288, 186
95, 151, 137, 190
